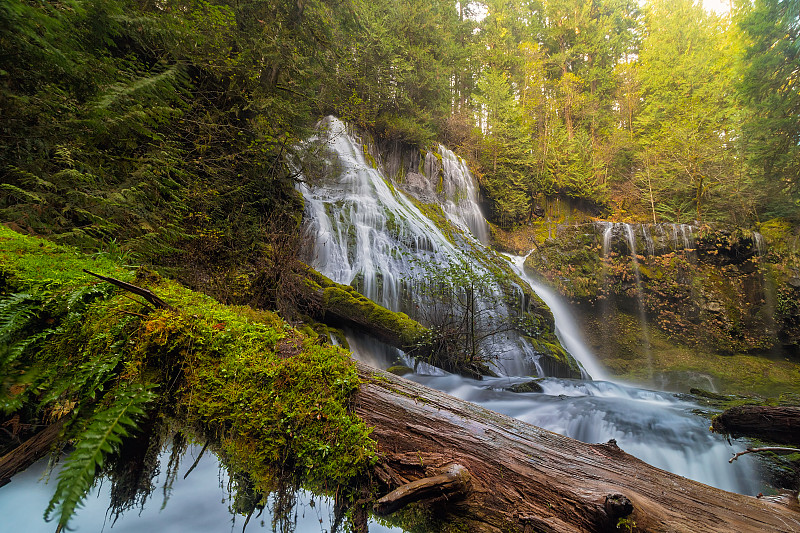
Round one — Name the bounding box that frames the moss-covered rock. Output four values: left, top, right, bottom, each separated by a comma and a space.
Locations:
507, 380, 545, 393
386, 365, 415, 376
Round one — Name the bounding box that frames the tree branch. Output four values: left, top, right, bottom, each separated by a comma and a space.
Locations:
729, 447, 800, 463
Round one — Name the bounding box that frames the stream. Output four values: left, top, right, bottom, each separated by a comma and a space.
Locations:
0, 117, 766, 531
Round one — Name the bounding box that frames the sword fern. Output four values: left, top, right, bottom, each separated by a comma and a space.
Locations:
44, 383, 157, 529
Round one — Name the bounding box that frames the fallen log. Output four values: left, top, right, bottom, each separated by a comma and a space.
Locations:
301, 267, 428, 351
355, 363, 800, 532
712, 405, 800, 445
0, 418, 65, 488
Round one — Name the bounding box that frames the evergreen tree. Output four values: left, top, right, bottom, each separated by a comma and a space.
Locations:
737, 0, 800, 219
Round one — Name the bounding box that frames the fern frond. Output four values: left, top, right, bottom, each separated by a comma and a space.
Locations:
44, 383, 157, 529
1, 329, 52, 368
8, 166, 57, 191
0, 293, 40, 349
53, 168, 99, 187
96, 66, 190, 111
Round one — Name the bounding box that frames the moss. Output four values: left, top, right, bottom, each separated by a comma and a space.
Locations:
0, 228, 376, 510
507, 380, 545, 393
386, 365, 414, 376
305, 266, 429, 349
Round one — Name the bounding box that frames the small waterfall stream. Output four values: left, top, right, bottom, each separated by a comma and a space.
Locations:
623, 224, 653, 380
506, 253, 607, 381
302, 118, 762, 496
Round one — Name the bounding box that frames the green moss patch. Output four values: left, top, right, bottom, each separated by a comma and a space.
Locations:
0, 227, 376, 526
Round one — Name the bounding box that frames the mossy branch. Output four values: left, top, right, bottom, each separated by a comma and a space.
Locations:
83, 270, 175, 311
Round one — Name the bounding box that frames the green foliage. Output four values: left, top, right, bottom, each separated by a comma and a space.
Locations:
736, 0, 800, 220
44, 384, 157, 529
0, 228, 375, 526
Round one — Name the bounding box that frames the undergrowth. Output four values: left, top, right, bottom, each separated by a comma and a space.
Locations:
0, 226, 375, 529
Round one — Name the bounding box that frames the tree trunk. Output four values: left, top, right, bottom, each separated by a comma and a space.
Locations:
712, 405, 800, 446
356, 364, 800, 532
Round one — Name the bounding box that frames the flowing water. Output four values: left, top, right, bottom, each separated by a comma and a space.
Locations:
303, 118, 763, 496
0, 119, 766, 532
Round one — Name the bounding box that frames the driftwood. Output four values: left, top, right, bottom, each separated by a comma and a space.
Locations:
712, 405, 800, 445
356, 363, 800, 532
0, 418, 65, 487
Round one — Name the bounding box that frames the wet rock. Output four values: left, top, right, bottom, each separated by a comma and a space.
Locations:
507, 380, 545, 393
400, 171, 437, 204
689, 388, 729, 401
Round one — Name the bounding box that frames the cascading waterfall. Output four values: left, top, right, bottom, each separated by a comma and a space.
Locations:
507, 254, 606, 381
300, 118, 762, 495
299, 117, 538, 376
436, 146, 489, 244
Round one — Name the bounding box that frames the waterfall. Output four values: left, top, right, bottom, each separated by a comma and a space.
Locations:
506, 254, 607, 381
299, 117, 538, 376
299, 117, 461, 312
298, 120, 764, 496
437, 145, 490, 244
753, 231, 766, 256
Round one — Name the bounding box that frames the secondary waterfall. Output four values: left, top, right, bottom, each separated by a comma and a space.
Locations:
300, 117, 762, 496
506, 254, 607, 381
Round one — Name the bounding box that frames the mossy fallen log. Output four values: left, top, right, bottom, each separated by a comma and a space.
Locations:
301, 267, 496, 378
357, 364, 800, 532
302, 267, 428, 350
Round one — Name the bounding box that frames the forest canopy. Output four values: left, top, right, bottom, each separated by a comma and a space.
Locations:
1, 0, 798, 264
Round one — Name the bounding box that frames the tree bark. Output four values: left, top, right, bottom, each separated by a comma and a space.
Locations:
356, 364, 800, 532
0, 418, 65, 487
712, 405, 800, 446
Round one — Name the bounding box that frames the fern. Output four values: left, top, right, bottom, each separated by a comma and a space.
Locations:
0, 292, 41, 365
44, 383, 157, 529
0, 183, 43, 204
96, 66, 190, 111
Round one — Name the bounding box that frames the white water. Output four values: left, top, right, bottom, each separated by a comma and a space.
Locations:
506, 253, 607, 381
299, 117, 538, 376
300, 118, 763, 496
436, 146, 489, 244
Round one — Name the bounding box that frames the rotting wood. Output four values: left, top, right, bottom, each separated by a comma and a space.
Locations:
712, 405, 800, 445
374, 463, 470, 516
355, 363, 800, 532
